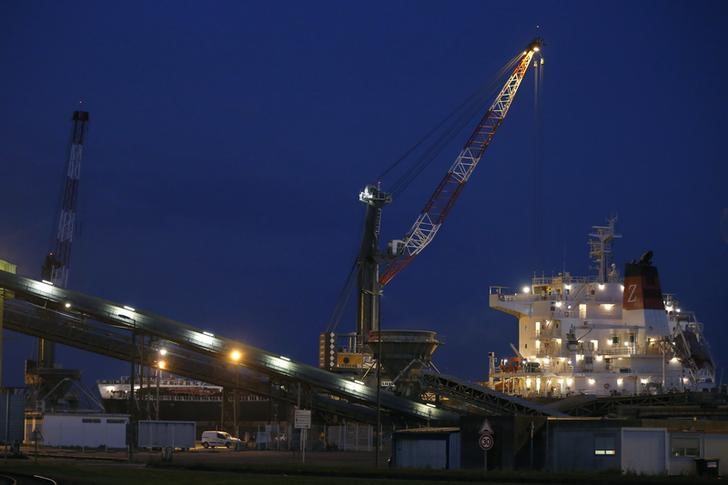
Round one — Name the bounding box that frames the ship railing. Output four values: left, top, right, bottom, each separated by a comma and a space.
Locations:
489, 286, 518, 301
536, 326, 560, 339
494, 360, 573, 375
489, 286, 611, 305
600, 345, 639, 356
136, 394, 222, 402
537, 361, 573, 373
530, 275, 595, 286
98, 378, 130, 385
643, 345, 664, 356
671, 312, 698, 325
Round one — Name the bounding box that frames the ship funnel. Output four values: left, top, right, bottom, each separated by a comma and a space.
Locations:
623, 250, 664, 311
622, 251, 670, 337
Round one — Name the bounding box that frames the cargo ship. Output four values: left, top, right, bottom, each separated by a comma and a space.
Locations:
97, 376, 275, 425
487, 219, 715, 397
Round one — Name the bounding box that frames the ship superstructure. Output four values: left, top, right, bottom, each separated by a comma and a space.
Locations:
98, 376, 224, 402
487, 219, 715, 398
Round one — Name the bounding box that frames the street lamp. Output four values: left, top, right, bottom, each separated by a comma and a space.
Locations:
229, 350, 242, 439
155, 348, 168, 420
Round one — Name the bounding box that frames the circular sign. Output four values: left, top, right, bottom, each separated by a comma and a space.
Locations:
479, 432, 494, 451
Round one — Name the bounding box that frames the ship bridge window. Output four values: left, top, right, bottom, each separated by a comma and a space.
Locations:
594, 435, 616, 456
671, 436, 700, 457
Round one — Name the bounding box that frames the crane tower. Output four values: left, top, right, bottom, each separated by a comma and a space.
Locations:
38, 110, 90, 369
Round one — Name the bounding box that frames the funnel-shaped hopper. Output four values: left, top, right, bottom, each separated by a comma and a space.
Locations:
368, 330, 440, 379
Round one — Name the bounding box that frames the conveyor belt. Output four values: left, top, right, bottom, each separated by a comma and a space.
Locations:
0, 270, 457, 424
555, 391, 698, 417
420, 371, 565, 416
3, 300, 381, 423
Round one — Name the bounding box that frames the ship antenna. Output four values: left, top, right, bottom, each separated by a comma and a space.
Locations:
588, 216, 622, 283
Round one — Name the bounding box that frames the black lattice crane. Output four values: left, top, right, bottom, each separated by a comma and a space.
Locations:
39, 110, 90, 369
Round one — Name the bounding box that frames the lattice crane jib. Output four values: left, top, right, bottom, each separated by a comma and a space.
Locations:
379, 41, 541, 286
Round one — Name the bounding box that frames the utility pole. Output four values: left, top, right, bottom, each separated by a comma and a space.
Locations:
0, 260, 17, 388
128, 329, 136, 461
375, 330, 382, 468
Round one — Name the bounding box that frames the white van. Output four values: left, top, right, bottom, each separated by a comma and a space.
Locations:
200, 430, 240, 449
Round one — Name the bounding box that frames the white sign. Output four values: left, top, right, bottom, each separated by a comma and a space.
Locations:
294, 409, 311, 429
479, 432, 494, 451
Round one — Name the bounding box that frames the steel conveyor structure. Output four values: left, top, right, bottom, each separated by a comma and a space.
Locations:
0, 270, 456, 424
3, 301, 385, 423
419, 371, 565, 417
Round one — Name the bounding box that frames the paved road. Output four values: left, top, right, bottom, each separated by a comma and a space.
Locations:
0, 473, 58, 485
20, 445, 381, 467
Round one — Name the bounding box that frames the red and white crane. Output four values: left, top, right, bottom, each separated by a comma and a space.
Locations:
353, 39, 543, 345
379, 40, 541, 286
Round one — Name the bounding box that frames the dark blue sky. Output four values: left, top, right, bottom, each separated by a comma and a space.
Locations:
1, 1, 726, 387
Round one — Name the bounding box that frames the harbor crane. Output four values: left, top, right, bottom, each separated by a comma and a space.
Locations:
39, 110, 89, 367
29, 109, 90, 409
354, 39, 543, 346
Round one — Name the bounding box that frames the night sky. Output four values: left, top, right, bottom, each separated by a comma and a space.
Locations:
1, 1, 726, 388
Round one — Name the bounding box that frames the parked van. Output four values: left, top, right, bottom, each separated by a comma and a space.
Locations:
200, 431, 240, 449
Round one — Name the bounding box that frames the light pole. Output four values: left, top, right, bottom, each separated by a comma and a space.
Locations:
156, 348, 167, 421
229, 350, 242, 439
375, 331, 382, 468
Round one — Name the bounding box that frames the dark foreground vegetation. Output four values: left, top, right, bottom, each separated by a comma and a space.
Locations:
0, 460, 721, 485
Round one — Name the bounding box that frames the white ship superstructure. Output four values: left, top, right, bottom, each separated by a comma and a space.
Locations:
487, 219, 715, 398
98, 376, 223, 401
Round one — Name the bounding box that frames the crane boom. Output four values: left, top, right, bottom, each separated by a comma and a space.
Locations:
379, 41, 540, 286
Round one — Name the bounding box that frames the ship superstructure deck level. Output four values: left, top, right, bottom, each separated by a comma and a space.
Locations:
487, 219, 714, 398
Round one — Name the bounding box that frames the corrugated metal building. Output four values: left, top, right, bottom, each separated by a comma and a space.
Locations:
392, 427, 460, 470
40, 414, 129, 448
398, 416, 728, 475
137, 420, 195, 450
0, 388, 24, 445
